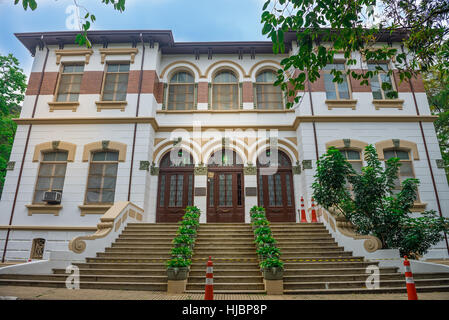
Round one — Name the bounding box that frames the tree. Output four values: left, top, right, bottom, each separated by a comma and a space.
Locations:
14, 0, 126, 46
312, 145, 449, 258
0, 54, 27, 197
423, 42, 449, 183
261, 0, 449, 108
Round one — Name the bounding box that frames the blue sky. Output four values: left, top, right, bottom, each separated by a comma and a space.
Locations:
0, 0, 267, 77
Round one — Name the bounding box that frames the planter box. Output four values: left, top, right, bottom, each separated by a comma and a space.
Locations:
262, 268, 284, 280
167, 279, 187, 294
167, 267, 189, 280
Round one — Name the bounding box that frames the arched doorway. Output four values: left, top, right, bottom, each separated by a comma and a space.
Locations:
257, 149, 295, 222
156, 149, 194, 222
207, 149, 244, 222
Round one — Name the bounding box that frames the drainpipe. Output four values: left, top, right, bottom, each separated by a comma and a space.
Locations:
306, 74, 319, 161
2, 36, 50, 262
127, 33, 146, 201
401, 45, 449, 255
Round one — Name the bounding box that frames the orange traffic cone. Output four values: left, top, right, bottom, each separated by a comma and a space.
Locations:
310, 198, 318, 223
403, 256, 418, 300
204, 256, 214, 300
300, 196, 308, 223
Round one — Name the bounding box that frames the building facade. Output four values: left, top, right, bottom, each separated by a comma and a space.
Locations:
1, 30, 448, 261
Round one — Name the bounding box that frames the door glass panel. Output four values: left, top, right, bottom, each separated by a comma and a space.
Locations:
268, 175, 275, 206
187, 174, 193, 206
219, 174, 225, 206
237, 173, 242, 206
275, 174, 283, 206
285, 173, 292, 206
258, 175, 264, 207
226, 174, 232, 206
176, 175, 184, 207
169, 175, 177, 207
209, 177, 214, 207
159, 174, 166, 207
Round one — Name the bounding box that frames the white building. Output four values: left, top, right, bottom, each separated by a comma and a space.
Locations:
1, 30, 448, 262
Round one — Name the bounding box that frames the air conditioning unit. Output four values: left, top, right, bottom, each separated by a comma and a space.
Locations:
43, 191, 62, 204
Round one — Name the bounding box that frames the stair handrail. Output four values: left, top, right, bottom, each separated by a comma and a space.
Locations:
320, 206, 383, 254
68, 201, 143, 255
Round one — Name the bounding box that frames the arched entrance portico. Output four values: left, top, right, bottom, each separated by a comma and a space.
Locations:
156, 149, 194, 222
207, 149, 245, 222
257, 149, 295, 222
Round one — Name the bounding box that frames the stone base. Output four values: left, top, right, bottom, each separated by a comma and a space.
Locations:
167, 279, 187, 294
264, 279, 283, 295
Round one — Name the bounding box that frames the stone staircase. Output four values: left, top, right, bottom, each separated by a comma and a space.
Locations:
271, 223, 449, 294
185, 223, 265, 294
0, 223, 178, 291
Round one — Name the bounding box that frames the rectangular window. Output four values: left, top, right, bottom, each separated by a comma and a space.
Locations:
384, 150, 417, 198
33, 151, 68, 203
102, 63, 130, 101
56, 64, 84, 102
86, 151, 119, 204
323, 63, 350, 100
368, 63, 395, 100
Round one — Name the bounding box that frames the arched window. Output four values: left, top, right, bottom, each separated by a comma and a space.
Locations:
255, 70, 284, 109
384, 149, 416, 195
167, 71, 195, 110
212, 70, 239, 110
85, 150, 119, 204
207, 149, 243, 167
160, 149, 194, 168
33, 151, 68, 203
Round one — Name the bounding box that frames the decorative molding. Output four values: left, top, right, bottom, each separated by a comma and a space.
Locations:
302, 160, 312, 170
325, 99, 357, 110
375, 139, 420, 160
410, 202, 428, 212
372, 99, 404, 110
160, 60, 204, 79
95, 101, 127, 112
150, 164, 159, 176
82, 141, 127, 162
78, 204, 112, 216
98, 48, 138, 64
26, 204, 62, 216
48, 101, 79, 112
243, 164, 257, 175
248, 60, 282, 79
292, 161, 301, 175
140, 161, 150, 171
6, 161, 15, 171
204, 60, 249, 79
33, 141, 77, 162
325, 139, 369, 151
0, 225, 97, 231
55, 49, 93, 65
194, 164, 207, 175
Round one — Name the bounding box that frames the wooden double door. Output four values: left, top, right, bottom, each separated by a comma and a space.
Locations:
207, 168, 245, 223
156, 170, 194, 222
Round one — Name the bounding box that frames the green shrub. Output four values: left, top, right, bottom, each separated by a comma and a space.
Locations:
170, 246, 193, 258
172, 234, 194, 245
254, 234, 277, 246
254, 226, 272, 237
256, 245, 281, 258
259, 257, 284, 270
166, 257, 191, 268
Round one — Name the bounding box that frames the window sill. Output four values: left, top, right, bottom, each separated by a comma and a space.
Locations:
48, 101, 79, 112
95, 101, 127, 112
79, 204, 112, 216
26, 204, 63, 216
372, 99, 404, 110
410, 202, 427, 212
325, 99, 357, 110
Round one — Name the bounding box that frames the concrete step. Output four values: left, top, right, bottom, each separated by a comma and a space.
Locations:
190, 262, 259, 269
53, 268, 167, 276
185, 289, 266, 294
283, 267, 399, 276
186, 282, 265, 291
276, 242, 338, 248
187, 275, 263, 284
283, 285, 449, 295
283, 273, 405, 283
281, 252, 354, 258
284, 261, 376, 269
279, 247, 345, 253
188, 270, 262, 277
114, 238, 174, 244
0, 273, 168, 283
86, 257, 167, 263
105, 247, 173, 253
109, 245, 173, 250
96, 253, 171, 259
74, 262, 167, 270
118, 233, 177, 237
0, 279, 167, 291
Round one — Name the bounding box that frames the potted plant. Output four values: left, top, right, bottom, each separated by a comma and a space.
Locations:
256, 245, 281, 261
180, 218, 200, 230
254, 234, 277, 247
172, 234, 195, 249
260, 257, 284, 280
254, 226, 272, 238
166, 257, 191, 280
170, 246, 193, 259
251, 218, 270, 230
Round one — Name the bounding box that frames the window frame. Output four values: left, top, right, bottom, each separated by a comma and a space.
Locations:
54, 62, 84, 103
384, 148, 419, 199
166, 70, 196, 110
211, 70, 240, 110
100, 62, 130, 102
84, 150, 120, 205
32, 151, 68, 204
254, 69, 285, 110
367, 61, 397, 100
323, 61, 353, 100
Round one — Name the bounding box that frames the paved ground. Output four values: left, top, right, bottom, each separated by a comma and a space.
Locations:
0, 286, 448, 300
426, 259, 449, 266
